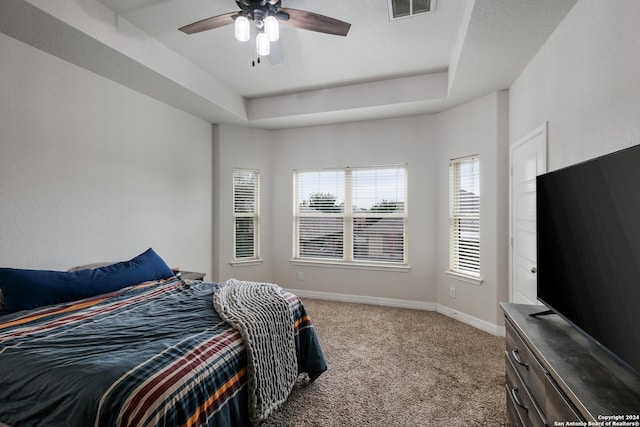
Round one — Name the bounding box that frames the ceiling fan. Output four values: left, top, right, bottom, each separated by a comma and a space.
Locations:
179, 0, 351, 58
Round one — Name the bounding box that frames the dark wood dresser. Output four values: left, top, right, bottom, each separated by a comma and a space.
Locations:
501, 303, 640, 426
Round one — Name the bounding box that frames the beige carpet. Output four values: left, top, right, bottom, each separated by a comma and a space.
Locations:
263, 298, 508, 427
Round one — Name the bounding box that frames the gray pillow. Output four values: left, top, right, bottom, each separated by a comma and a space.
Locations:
68, 262, 115, 272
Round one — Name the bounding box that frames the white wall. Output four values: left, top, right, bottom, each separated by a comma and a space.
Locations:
213, 116, 439, 302
510, 0, 640, 169
213, 99, 509, 330
212, 124, 274, 283
0, 33, 213, 276
269, 116, 439, 303
434, 91, 509, 327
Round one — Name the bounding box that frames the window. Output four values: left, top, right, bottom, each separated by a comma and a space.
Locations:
293, 165, 407, 268
448, 156, 481, 283
233, 169, 260, 262
388, 0, 435, 20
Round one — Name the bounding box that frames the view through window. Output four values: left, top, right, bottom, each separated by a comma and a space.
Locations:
293, 165, 407, 266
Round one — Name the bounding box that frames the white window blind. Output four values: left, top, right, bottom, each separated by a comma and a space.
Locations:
293, 165, 407, 266
233, 169, 260, 261
449, 156, 480, 277
294, 170, 344, 260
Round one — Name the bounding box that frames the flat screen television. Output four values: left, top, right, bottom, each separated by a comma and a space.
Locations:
536, 143, 640, 376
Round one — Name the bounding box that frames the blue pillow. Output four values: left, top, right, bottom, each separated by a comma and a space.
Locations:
0, 248, 174, 314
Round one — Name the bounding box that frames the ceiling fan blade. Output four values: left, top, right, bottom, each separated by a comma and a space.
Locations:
279, 8, 351, 37
179, 11, 237, 34
267, 40, 284, 65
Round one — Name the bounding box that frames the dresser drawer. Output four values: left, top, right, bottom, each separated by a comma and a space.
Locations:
506, 384, 525, 427
544, 372, 584, 424
506, 354, 547, 427
506, 320, 547, 412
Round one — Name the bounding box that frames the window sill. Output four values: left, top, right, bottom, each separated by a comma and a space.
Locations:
230, 259, 263, 267
446, 270, 483, 285
290, 258, 411, 272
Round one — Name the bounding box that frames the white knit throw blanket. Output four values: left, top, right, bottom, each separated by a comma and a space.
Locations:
213, 279, 298, 426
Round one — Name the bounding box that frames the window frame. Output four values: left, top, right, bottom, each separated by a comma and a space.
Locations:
292, 165, 409, 271
388, 0, 436, 20
232, 168, 261, 265
447, 155, 483, 285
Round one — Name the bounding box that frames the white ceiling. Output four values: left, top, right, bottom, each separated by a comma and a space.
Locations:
105, 0, 463, 99
1, 0, 577, 129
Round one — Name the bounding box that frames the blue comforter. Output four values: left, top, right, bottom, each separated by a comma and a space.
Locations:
0, 277, 326, 426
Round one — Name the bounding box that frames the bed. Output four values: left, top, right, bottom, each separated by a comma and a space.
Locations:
0, 249, 326, 427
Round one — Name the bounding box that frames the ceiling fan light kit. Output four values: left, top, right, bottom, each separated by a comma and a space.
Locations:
234, 8, 279, 56
255, 31, 271, 56
234, 16, 251, 42
179, 0, 351, 60
264, 16, 279, 42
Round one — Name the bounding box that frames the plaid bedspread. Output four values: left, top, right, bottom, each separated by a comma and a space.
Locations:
0, 277, 326, 427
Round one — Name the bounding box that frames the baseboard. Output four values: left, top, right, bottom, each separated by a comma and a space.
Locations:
436, 304, 505, 337
286, 288, 505, 337
287, 288, 437, 311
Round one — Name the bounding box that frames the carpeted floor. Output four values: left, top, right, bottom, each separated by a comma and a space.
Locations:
263, 298, 508, 427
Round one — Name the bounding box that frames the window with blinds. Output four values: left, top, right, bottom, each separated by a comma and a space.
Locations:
449, 156, 480, 278
388, 0, 435, 20
293, 165, 407, 266
233, 169, 260, 261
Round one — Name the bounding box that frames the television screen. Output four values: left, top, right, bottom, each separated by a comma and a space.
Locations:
537, 143, 640, 375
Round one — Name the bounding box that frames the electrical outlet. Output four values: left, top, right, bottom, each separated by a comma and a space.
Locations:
449, 287, 456, 298
298, 272, 304, 281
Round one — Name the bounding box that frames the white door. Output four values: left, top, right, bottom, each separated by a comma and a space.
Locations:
510, 123, 547, 304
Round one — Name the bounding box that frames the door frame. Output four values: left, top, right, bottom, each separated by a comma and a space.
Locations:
509, 122, 547, 303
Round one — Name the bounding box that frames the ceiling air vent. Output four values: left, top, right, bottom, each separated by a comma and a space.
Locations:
388, 0, 436, 20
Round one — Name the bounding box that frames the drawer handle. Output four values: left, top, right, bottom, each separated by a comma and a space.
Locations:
512, 349, 529, 368
511, 387, 528, 412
